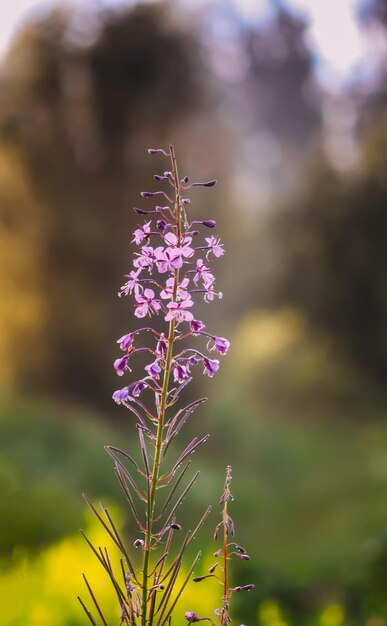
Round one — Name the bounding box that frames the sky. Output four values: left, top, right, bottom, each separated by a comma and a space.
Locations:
0, 0, 378, 90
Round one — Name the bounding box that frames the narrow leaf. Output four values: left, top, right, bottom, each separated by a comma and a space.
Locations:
77, 596, 98, 626
82, 573, 108, 626
158, 461, 191, 516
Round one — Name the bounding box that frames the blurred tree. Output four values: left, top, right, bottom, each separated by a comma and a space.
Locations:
0, 2, 205, 407
271, 119, 387, 383
243, 6, 320, 151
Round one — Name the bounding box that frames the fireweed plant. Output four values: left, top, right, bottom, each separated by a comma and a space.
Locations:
79, 146, 254, 626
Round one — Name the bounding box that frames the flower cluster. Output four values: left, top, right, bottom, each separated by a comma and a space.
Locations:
112, 148, 229, 408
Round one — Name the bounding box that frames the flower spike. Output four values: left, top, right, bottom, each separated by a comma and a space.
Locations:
80, 145, 240, 626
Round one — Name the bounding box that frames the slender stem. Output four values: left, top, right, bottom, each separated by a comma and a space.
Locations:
221, 500, 228, 626
141, 145, 181, 626
223, 506, 227, 601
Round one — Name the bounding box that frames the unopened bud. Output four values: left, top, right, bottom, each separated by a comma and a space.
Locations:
133, 539, 144, 548
182, 198, 190, 205
235, 544, 246, 553
157, 219, 167, 231
193, 575, 212, 583
185, 612, 200, 623
148, 148, 169, 156
192, 180, 217, 187
170, 523, 181, 530
134, 207, 153, 215
241, 584, 255, 591
203, 220, 216, 228
181, 176, 189, 183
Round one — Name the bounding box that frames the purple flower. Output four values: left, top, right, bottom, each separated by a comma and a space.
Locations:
135, 289, 161, 318
203, 357, 219, 377
133, 246, 158, 272
133, 221, 152, 245
193, 259, 214, 288
173, 363, 189, 383
164, 232, 194, 269
165, 296, 194, 323
156, 219, 168, 231
190, 319, 205, 333
117, 333, 134, 351
205, 235, 224, 259
156, 335, 168, 357
154, 246, 170, 274
112, 386, 129, 404
114, 355, 129, 376
185, 612, 200, 623
210, 336, 230, 355
119, 270, 142, 297
145, 361, 162, 380
160, 276, 190, 300
132, 381, 147, 397
203, 285, 222, 303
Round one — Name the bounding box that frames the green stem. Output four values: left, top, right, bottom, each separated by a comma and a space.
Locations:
141, 145, 181, 626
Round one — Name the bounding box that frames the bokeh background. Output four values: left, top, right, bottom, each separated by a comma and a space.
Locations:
2, 0, 387, 624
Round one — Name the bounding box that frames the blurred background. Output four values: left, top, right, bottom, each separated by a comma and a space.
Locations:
2, 0, 387, 624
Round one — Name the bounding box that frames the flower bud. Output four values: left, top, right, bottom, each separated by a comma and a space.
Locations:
170, 523, 181, 530
182, 198, 190, 205
148, 148, 169, 156
114, 355, 129, 376
190, 319, 205, 333
193, 575, 212, 583
185, 612, 200, 623
157, 219, 167, 231
133, 538, 144, 548
203, 220, 216, 228
132, 381, 147, 397
145, 361, 162, 380
134, 207, 153, 215
234, 544, 246, 553
203, 357, 220, 378
192, 180, 217, 187
156, 336, 168, 357
117, 333, 134, 351
241, 584, 255, 591
181, 176, 189, 183
211, 336, 230, 355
